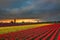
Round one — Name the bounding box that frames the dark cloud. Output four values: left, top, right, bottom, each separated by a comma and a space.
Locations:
0, 0, 18, 8
0, 0, 60, 21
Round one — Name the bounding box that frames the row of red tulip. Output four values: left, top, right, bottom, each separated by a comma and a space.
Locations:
0, 24, 60, 40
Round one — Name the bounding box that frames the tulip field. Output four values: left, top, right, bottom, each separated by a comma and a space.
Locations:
0, 23, 60, 40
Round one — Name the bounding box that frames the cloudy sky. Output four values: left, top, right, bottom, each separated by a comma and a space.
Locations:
0, 0, 60, 21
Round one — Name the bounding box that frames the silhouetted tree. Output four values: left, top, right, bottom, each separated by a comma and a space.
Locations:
10, 21, 14, 23
22, 21, 24, 23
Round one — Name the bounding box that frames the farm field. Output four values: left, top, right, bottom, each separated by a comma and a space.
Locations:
0, 23, 60, 40
0, 24, 50, 34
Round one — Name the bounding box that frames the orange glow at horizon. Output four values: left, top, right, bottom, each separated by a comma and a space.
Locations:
16, 19, 38, 23
0, 19, 14, 23
0, 19, 42, 23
